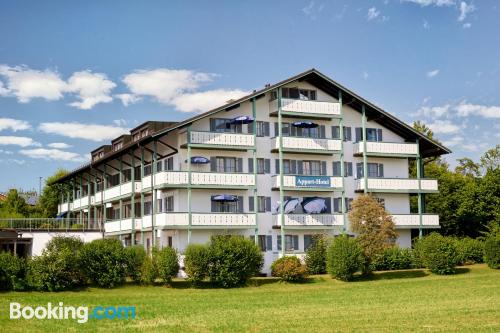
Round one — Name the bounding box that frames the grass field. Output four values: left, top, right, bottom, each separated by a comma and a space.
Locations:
1, 264, 499, 332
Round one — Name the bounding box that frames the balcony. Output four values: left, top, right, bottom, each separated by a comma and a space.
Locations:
353, 142, 419, 158
105, 218, 141, 233
58, 202, 71, 213
93, 181, 142, 204
269, 99, 341, 119
355, 178, 438, 193
142, 171, 255, 190
274, 214, 344, 228
271, 137, 341, 154
392, 214, 440, 229
272, 175, 342, 191
141, 213, 255, 229
181, 131, 255, 150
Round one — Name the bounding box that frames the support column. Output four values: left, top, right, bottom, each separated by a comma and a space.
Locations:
338, 91, 346, 233
119, 156, 123, 242
93, 174, 98, 227
252, 97, 258, 244
103, 165, 107, 227
140, 147, 145, 245
278, 88, 285, 257
361, 105, 368, 194
87, 173, 91, 229
187, 126, 192, 244
131, 150, 136, 245
152, 141, 158, 247
79, 174, 83, 225
416, 139, 423, 238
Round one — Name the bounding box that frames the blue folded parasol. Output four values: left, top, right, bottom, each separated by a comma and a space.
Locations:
292, 121, 318, 128
230, 116, 254, 124
187, 156, 210, 164
211, 194, 239, 202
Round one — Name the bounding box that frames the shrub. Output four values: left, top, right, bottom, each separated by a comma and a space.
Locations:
326, 235, 364, 281
71, 223, 84, 230
78, 238, 126, 288
140, 255, 157, 285
271, 256, 308, 282
207, 235, 263, 288
454, 238, 484, 265
156, 247, 179, 284
414, 233, 460, 275
305, 235, 328, 274
124, 246, 147, 283
0, 252, 26, 291
372, 247, 413, 271
27, 236, 85, 291
184, 244, 210, 286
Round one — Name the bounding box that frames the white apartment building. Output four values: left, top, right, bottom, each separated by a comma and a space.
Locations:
55, 69, 450, 272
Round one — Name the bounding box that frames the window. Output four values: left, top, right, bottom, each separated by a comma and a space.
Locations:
277, 235, 299, 251
213, 157, 242, 173
275, 159, 297, 175
144, 201, 152, 215
300, 160, 326, 175
144, 164, 152, 176
333, 198, 353, 212
248, 196, 271, 212
356, 163, 384, 178
274, 87, 317, 101
332, 126, 352, 141
210, 118, 242, 133
211, 196, 243, 213
248, 235, 273, 252
248, 121, 270, 137
304, 235, 322, 251
333, 162, 353, 177
299, 89, 316, 101
157, 196, 174, 213
355, 128, 383, 142
249, 158, 270, 174
374, 197, 385, 209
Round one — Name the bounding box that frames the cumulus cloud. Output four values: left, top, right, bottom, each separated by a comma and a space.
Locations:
0, 118, 31, 132
19, 148, 86, 162
442, 135, 464, 147
427, 120, 461, 134
458, 1, 474, 21
47, 142, 72, 149
402, 0, 455, 6
121, 68, 248, 113
427, 69, 440, 78
454, 101, 500, 118
0, 136, 41, 147
0, 65, 116, 109
367, 7, 380, 20
115, 93, 141, 106
302, 1, 324, 20
38, 122, 129, 142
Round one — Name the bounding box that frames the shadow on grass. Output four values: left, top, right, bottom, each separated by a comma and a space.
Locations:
454, 267, 471, 275
352, 269, 430, 282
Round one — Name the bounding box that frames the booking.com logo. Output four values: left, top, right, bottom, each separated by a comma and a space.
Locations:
10, 302, 136, 324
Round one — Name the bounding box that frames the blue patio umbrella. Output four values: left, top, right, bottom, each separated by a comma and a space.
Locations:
292, 121, 318, 128
301, 197, 327, 214
55, 211, 68, 220
186, 156, 210, 164
230, 116, 254, 124
211, 195, 239, 202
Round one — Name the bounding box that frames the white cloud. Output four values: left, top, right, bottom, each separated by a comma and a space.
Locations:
122, 68, 248, 113
19, 148, 85, 162
0, 149, 14, 155
367, 7, 380, 20
417, 104, 451, 119
0, 136, 41, 147
427, 69, 440, 78
0, 158, 25, 165
427, 120, 461, 134
458, 1, 474, 21
302, 1, 324, 20
112, 119, 127, 127
423, 19, 430, 29
115, 93, 141, 106
454, 101, 500, 118
442, 135, 464, 147
462, 22, 471, 28
0, 65, 116, 109
47, 142, 72, 149
402, 0, 455, 6
38, 122, 129, 142
363, 72, 369, 80
66, 71, 116, 110
0, 118, 31, 132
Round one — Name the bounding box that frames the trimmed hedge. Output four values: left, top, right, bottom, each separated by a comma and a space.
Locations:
184, 244, 210, 286
0, 252, 26, 291
327, 235, 364, 281
414, 233, 460, 275
124, 246, 147, 283
78, 238, 127, 288
156, 247, 179, 284
454, 238, 484, 265
372, 247, 413, 271
271, 256, 308, 282
305, 235, 328, 275
484, 236, 500, 269
207, 236, 263, 288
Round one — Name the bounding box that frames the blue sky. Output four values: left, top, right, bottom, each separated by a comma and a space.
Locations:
0, 0, 499, 191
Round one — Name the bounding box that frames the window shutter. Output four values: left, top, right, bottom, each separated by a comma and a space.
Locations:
237, 158, 243, 173
297, 161, 303, 175
293, 235, 299, 250
378, 164, 384, 178
355, 127, 362, 142
248, 158, 254, 173
265, 197, 272, 212
209, 119, 216, 132
346, 162, 353, 177
324, 197, 332, 213
290, 124, 296, 137
291, 160, 297, 174
236, 124, 242, 133
319, 125, 326, 139
333, 198, 340, 213
211, 200, 217, 212
210, 158, 217, 172
247, 124, 253, 134
238, 196, 244, 212
277, 236, 282, 251
275, 159, 280, 174
264, 122, 270, 136
344, 127, 352, 141
332, 126, 340, 139
377, 129, 383, 142
264, 159, 271, 174
333, 162, 340, 176
266, 235, 273, 251
249, 196, 254, 212
356, 163, 363, 178
274, 122, 279, 137
157, 199, 162, 213
321, 161, 327, 175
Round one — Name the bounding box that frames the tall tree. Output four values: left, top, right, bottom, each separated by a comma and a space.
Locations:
480, 145, 500, 172
37, 169, 70, 218
0, 189, 30, 218
455, 157, 481, 177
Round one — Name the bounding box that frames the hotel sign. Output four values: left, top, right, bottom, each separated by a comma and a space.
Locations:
295, 176, 331, 188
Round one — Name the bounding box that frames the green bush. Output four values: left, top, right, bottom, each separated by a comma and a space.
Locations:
124, 246, 147, 283
0, 252, 26, 291
27, 236, 85, 291
484, 236, 500, 269
326, 235, 364, 281
305, 235, 328, 274
156, 247, 179, 284
454, 238, 484, 265
71, 223, 84, 230
271, 256, 308, 282
184, 244, 210, 286
372, 247, 413, 271
414, 233, 460, 275
207, 235, 263, 288
78, 238, 126, 288
140, 255, 157, 285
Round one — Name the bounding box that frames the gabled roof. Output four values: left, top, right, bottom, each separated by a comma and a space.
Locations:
153, 68, 450, 157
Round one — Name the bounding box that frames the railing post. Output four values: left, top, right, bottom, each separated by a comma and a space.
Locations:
187, 126, 192, 244
152, 139, 157, 247
252, 97, 258, 245
362, 104, 368, 194
416, 138, 423, 238
278, 87, 285, 257
131, 149, 136, 245
339, 90, 346, 233
140, 146, 145, 246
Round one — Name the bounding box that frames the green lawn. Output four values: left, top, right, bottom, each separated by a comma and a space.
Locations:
1, 264, 499, 332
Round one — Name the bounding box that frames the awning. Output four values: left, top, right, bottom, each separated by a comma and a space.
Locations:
292, 121, 318, 128
301, 197, 327, 214
211, 195, 239, 202
274, 198, 303, 214
186, 156, 210, 164
230, 116, 254, 124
